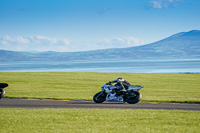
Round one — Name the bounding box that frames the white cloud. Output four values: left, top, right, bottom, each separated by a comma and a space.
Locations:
1, 40, 10, 46
36, 35, 48, 40
35, 35, 58, 45
0, 35, 144, 52
104, 37, 144, 47
150, 1, 162, 8
84, 36, 145, 51
149, 0, 183, 9
62, 38, 70, 45
3, 35, 30, 44
0, 35, 70, 52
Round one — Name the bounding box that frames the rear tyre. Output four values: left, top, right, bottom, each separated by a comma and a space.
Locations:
125, 91, 142, 104
0, 88, 5, 99
93, 91, 106, 103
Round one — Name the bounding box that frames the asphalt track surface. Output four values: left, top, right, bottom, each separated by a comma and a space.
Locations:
0, 98, 200, 111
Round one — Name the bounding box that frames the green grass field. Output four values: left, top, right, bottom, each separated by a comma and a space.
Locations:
1, 72, 200, 103
0, 108, 200, 133
1, 72, 200, 133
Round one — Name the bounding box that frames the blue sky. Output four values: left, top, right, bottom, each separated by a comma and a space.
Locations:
0, 0, 200, 52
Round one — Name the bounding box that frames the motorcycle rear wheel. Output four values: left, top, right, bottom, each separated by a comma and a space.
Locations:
93, 91, 106, 103
125, 91, 142, 104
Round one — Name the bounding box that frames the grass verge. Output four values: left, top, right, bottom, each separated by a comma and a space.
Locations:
0, 108, 200, 133
0, 72, 200, 103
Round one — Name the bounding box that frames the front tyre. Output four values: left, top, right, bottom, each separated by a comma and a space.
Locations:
93, 91, 106, 103
125, 91, 142, 104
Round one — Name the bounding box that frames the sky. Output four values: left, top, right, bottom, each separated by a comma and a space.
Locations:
0, 0, 200, 52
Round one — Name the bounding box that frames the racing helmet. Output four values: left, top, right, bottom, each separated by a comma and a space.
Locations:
117, 77, 124, 82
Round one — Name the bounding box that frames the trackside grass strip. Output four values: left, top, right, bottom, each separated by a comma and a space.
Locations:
0, 72, 200, 103
0, 108, 200, 133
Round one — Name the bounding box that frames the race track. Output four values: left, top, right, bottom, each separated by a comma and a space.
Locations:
0, 98, 199, 111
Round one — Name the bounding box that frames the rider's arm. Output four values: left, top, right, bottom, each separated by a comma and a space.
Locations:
119, 81, 126, 91
109, 79, 117, 83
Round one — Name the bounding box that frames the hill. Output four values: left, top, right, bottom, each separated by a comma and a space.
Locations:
0, 30, 200, 62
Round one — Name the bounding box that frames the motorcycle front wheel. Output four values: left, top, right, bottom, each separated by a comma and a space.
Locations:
93, 91, 106, 103
125, 91, 142, 104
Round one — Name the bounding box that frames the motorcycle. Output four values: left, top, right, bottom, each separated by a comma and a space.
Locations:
93, 82, 143, 104
0, 83, 8, 99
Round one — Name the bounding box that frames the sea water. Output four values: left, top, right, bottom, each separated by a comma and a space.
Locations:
0, 59, 200, 73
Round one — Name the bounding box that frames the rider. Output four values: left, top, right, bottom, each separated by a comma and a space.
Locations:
109, 77, 131, 92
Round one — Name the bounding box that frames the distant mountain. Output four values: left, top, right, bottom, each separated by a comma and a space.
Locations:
0, 30, 200, 62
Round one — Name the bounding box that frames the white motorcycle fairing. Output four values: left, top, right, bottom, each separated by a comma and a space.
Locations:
102, 84, 123, 102
101, 84, 143, 102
